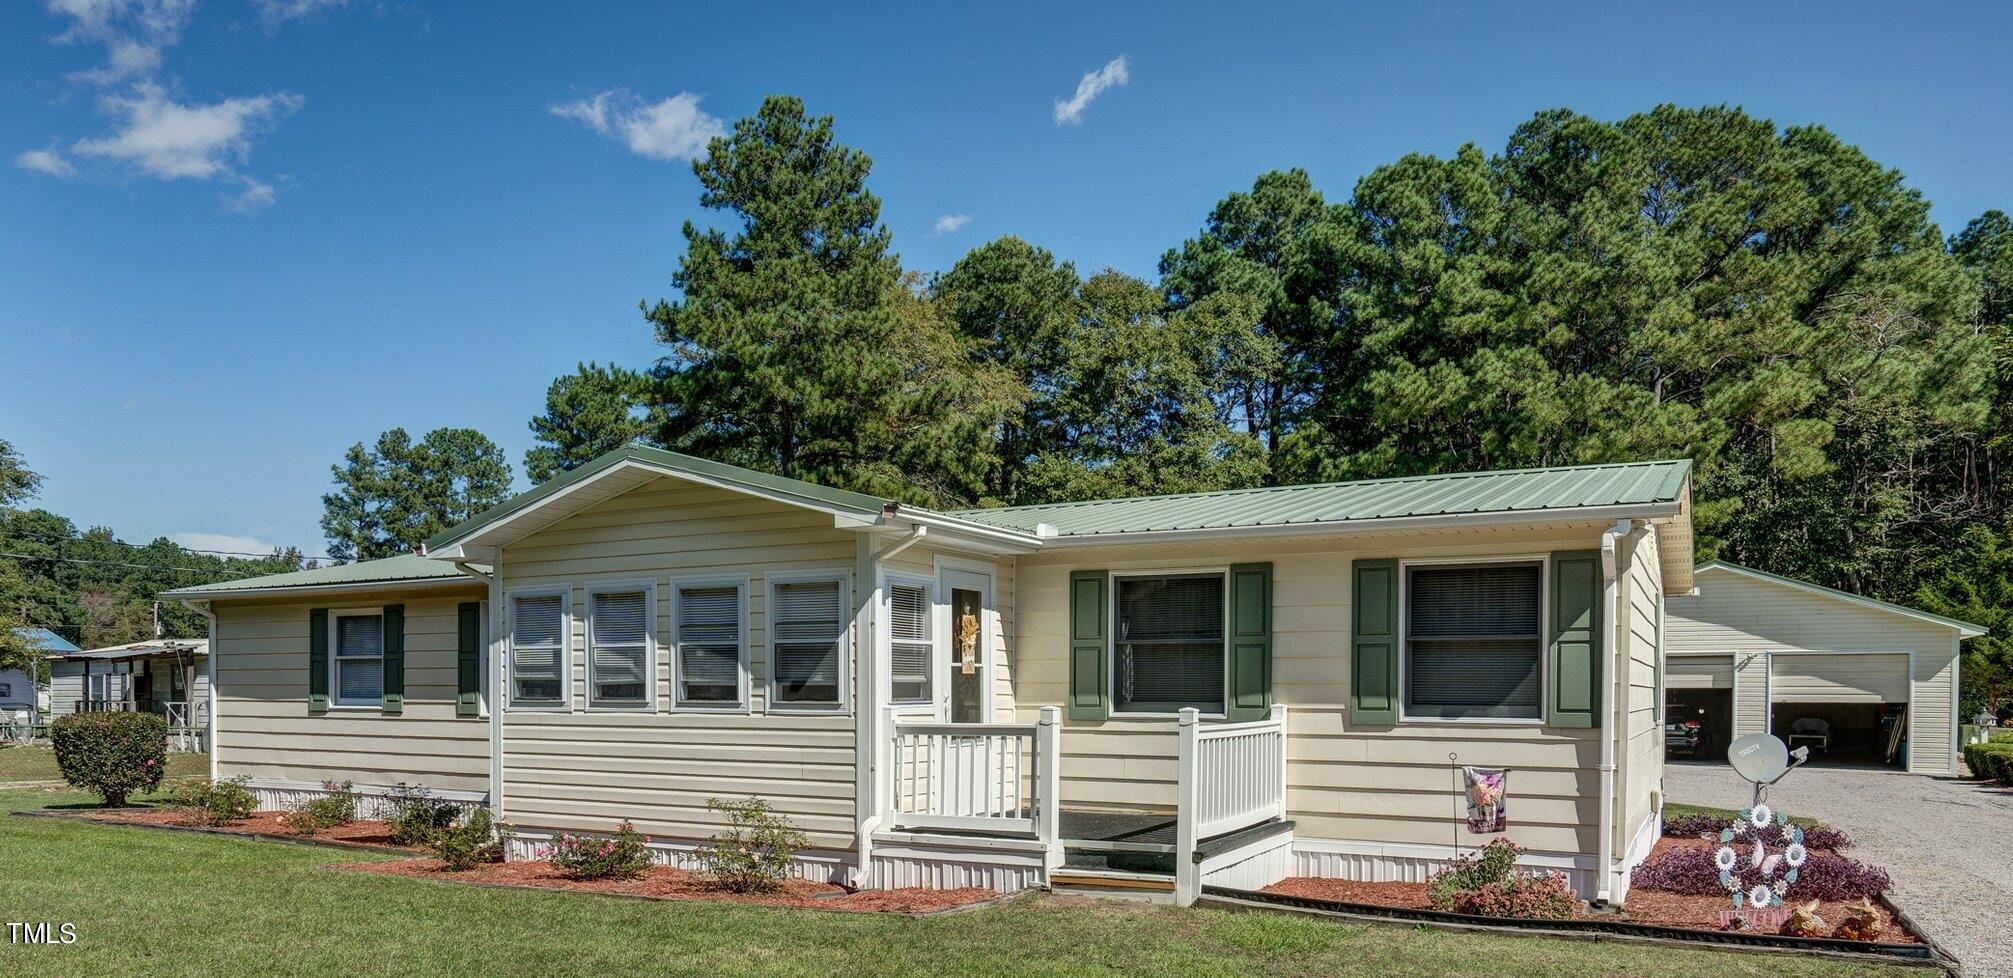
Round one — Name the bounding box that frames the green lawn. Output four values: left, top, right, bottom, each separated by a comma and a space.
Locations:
0, 746, 207, 784
0, 788, 1926, 978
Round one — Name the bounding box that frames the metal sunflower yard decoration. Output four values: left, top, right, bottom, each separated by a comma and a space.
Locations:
1714, 803, 1810, 909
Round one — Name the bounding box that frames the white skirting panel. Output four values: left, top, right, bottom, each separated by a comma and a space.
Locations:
1291, 838, 1598, 899
864, 833, 1050, 893
505, 828, 856, 886
239, 777, 486, 820
1199, 831, 1295, 891
1611, 807, 1662, 903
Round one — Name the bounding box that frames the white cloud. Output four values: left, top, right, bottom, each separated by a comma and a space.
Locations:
1053, 55, 1129, 125
251, 0, 359, 31
551, 90, 725, 162
43, 0, 196, 86
224, 175, 278, 213
169, 531, 284, 555
16, 147, 78, 177
933, 213, 971, 236
72, 83, 302, 181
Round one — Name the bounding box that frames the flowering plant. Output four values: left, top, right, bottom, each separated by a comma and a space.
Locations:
549, 821, 652, 880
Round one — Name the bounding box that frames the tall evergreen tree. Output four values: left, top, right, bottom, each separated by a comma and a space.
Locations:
321, 427, 513, 561
1160, 168, 1350, 472
524, 362, 658, 483
934, 237, 1077, 504
645, 95, 1007, 506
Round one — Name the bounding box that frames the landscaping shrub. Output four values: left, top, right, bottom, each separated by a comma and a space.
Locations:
431, 809, 512, 870
696, 796, 809, 893
180, 776, 259, 826
385, 782, 460, 846
50, 710, 167, 806
1629, 845, 1891, 900
281, 782, 359, 836
548, 821, 651, 880
1962, 741, 2013, 783
1426, 838, 1578, 919
1661, 810, 1852, 851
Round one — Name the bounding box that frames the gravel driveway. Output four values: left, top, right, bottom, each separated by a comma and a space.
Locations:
1664, 761, 2012, 976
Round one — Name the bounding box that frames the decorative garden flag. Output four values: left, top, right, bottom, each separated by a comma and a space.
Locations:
1464, 767, 1507, 833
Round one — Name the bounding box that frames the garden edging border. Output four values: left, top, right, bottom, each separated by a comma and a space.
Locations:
1197, 885, 1953, 972
9, 808, 421, 855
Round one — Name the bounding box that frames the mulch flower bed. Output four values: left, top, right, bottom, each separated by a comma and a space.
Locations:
76, 809, 428, 852
338, 858, 1001, 914
1260, 865, 1919, 945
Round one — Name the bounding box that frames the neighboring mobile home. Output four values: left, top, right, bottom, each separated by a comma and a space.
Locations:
3, 627, 73, 715
47, 639, 213, 749
1664, 561, 1981, 774
165, 448, 1697, 905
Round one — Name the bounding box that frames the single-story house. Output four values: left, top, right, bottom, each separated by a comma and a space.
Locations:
1664, 561, 1982, 774
48, 639, 212, 747
164, 448, 1698, 905
3, 627, 74, 714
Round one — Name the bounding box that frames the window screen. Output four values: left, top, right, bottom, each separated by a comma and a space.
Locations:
589, 589, 650, 705
1114, 574, 1224, 713
333, 613, 384, 706
771, 579, 842, 705
677, 584, 742, 705
511, 593, 566, 705
1405, 564, 1542, 720
889, 582, 931, 704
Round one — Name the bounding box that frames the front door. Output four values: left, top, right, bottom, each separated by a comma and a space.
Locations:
940, 568, 992, 724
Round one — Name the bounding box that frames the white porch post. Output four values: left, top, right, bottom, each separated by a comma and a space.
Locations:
1174, 706, 1201, 906
1036, 705, 1062, 877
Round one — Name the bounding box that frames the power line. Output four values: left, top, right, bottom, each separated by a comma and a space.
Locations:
0, 550, 298, 577
0, 527, 336, 563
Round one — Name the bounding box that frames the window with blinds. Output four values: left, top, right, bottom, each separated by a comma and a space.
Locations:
511, 592, 567, 706
770, 577, 844, 706
333, 612, 384, 706
1404, 563, 1543, 720
589, 587, 651, 706
889, 581, 931, 704
1114, 574, 1225, 713
676, 583, 743, 706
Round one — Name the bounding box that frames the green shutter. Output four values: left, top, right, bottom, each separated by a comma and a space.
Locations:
1068, 570, 1108, 721
1227, 563, 1273, 721
1350, 558, 1400, 725
308, 607, 329, 712
456, 601, 482, 718
1548, 550, 1602, 728
381, 603, 405, 715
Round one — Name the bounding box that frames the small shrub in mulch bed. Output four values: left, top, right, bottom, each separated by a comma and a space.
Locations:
1662, 811, 1854, 851
1425, 839, 1577, 919
546, 821, 653, 880
337, 858, 999, 913
1630, 837, 1891, 901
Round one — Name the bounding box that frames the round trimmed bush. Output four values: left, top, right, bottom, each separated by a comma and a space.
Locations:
51, 711, 169, 806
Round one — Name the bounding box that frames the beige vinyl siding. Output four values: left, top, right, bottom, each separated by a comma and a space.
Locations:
1667, 655, 1733, 689
211, 590, 490, 793
497, 476, 860, 850
1666, 565, 1963, 774
877, 543, 1017, 722
1015, 524, 1625, 857
1618, 527, 1664, 861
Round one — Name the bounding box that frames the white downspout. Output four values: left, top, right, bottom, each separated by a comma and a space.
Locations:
851, 525, 927, 889
1594, 518, 1631, 905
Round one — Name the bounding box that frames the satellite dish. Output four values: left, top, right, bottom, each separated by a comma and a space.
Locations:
1728, 732, 1808, 790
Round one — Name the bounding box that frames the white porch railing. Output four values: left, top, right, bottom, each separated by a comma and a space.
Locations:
1175, 704, 1288, 904
886, 706, 1060, 840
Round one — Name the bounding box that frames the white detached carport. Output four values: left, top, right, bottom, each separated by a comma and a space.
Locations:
1664, 561, 1985, 775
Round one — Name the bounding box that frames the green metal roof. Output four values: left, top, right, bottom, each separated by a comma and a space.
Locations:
422, 446, 897, 554
945, 459, 1693, 538
162, 554, 484, 597
1696, 560, 1987, 638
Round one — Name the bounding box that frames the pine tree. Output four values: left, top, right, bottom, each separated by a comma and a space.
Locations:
524, 362, 658, 483
321, 427, 512, 561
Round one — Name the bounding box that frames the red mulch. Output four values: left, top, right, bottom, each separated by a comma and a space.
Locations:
337, 858, 1001, 914
78, 809, 427, 851
1261, 865, 1919, 946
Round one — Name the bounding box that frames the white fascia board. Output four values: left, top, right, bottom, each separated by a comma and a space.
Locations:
162, 576, 482, 602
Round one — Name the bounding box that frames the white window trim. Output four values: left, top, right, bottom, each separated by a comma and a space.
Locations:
584, 578, 659, 711
1107, 567, 1231, 719
328, 606, 387, 710
670, 573, 751, 713
1397, 554, 1551, 726
881, 570, 936, 709
765, 569, 853, 714
506, 585, 573, 711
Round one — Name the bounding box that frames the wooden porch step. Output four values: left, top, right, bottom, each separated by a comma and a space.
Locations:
1048, 870, 1176, 893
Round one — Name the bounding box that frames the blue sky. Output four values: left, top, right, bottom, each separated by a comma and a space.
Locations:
4, 1, 2010, 559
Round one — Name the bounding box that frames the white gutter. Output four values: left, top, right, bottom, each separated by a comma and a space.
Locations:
161, 575, 482, 602
453, 561, 493, 586
852, 527, 923, 888
1030, 501, 1683, 549
1594, 518, 1632, 904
